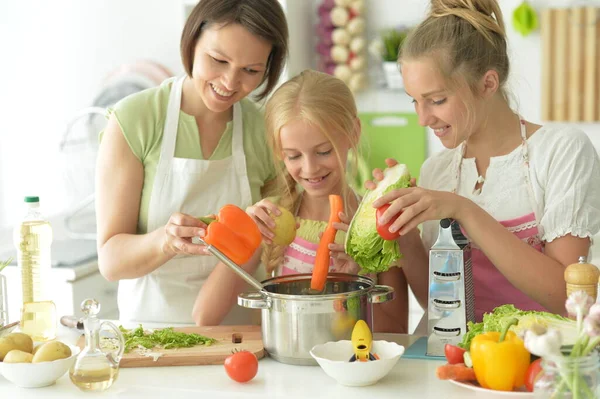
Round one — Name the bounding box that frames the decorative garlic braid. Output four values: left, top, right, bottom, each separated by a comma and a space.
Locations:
262, 172, 300, 275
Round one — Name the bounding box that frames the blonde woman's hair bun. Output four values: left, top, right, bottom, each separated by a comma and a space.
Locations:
429, 0, 505, 43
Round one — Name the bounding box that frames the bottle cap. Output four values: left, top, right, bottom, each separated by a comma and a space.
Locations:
24, 196, 39, 203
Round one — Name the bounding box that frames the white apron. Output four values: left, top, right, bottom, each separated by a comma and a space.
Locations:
117, 76, 259, 324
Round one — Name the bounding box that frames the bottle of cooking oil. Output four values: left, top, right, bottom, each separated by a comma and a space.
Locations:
70, 299, 124, 392
13, 196, 56, 341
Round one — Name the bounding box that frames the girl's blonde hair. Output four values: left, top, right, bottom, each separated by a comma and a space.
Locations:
262, 69, 360, 275
400, 0, 509, 135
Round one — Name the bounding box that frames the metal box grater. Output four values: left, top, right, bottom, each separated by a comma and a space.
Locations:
426, 218, 475, 356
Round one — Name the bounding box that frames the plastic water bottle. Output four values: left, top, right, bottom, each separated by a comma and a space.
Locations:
13, 196, 56, 341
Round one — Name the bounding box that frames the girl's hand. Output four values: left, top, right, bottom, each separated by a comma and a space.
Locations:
372, 187, 465, 236
162, 213, 210, 256
364, 158, 416, 190
246, 199, 280, 244
326, 212, 361, 275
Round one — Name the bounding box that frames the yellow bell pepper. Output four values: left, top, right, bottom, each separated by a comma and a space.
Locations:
470, 318, 531, 391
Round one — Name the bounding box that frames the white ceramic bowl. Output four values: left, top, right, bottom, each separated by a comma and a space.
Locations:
0, 344, 80, 388
310, 340, 404, 387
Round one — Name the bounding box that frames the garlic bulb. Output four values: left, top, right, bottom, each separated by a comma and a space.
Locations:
334, 65, 352, 83
330, 7, 349, 27
331, 45, 350, 63
350, 37, 366, 53
349, 55, 366, 71
347, 17, 365, 35
332, 28, 351, 46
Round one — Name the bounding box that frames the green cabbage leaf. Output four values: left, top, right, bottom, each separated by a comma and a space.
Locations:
345, 164, 411, 273
459, 304, 577, 350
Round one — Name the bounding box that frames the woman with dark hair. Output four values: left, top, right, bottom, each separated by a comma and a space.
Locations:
95, 0, 289, 324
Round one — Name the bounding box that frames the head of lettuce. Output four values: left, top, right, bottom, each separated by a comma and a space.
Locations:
345, 164, 411, 273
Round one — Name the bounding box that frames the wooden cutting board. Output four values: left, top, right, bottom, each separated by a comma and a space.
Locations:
76, 325, 264, 368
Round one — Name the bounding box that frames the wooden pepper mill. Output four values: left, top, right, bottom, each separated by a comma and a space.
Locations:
564, 256, 600, 302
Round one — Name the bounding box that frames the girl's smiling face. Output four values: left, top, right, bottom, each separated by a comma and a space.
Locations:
279, 119, 349, 198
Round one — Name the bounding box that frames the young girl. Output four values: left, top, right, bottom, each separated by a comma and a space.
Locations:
194, 70, 409, 332
369, 0, 600, 324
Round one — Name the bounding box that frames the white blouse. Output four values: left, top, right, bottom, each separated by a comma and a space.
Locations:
419, 125, 600, 250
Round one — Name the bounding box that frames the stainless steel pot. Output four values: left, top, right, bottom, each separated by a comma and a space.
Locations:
238, 273, 395, 366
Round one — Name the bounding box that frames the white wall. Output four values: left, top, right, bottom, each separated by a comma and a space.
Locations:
0, 0, 185, 228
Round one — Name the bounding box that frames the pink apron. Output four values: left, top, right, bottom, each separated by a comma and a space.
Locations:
276, 192, 358, 276
278, 236, 335, 276
455, 119, 549, 321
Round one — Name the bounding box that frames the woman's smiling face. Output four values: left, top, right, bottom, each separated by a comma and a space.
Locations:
401, 57, 477, 149
279, 119, 349, 198
191, 23, 272, 113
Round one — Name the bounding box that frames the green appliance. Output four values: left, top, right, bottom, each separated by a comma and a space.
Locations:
349, 112, 427, 194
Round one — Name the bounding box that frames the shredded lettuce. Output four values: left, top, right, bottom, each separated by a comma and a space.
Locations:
119, 325, 218, 353
345, 164, 411, 273
459, 304, 577, 350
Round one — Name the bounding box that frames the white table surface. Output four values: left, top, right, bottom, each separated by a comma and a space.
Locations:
0, 323, 515, 398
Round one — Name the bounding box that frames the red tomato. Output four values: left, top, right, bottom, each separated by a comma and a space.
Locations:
525, 358, 543, 392
224, 351, 258, 383
376, 204, 401, 240
444, 344, 467, 365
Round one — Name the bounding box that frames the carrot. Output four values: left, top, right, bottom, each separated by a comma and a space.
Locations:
311, 195, 344, 291
436, 363, 477, 382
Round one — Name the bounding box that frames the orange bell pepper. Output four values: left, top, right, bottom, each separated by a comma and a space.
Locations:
311, 195, 344, 291
199, 205, 262, 265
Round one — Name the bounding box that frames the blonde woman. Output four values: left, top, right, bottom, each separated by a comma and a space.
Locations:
370, 0, 600, 322
194, 70, 409, 333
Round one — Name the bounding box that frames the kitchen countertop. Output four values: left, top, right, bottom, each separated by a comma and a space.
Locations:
0, 323, 505, 399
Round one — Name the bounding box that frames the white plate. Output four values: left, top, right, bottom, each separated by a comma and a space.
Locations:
448, 380, 533, 397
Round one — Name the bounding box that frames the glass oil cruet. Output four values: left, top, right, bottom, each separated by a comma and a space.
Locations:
69, 298, 124, 392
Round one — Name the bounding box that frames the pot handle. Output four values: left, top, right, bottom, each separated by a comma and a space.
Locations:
238, 291, 271, 309
369, 285, 395, 304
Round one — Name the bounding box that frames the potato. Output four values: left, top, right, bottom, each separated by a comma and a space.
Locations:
0, 333, 34, 360
3, 349, 33, 363
32, 341, 71, 363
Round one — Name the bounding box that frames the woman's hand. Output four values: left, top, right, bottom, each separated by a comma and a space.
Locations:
365, 158, 464, 236
246, 199, 280, 244
372, 187, 465, 236
162, 213, 210, 256
365, 158, 417, 190
327, 212, 361, 274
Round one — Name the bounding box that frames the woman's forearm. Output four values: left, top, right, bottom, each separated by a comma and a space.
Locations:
193, 249, 262, 326
396, 229, 429, 310
456, 199, 571, 314
98, 227, 175, 281
372, 267, 409, 333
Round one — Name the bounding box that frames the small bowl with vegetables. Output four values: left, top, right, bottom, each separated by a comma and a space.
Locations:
310, 340, 404, 387
0, 333, 80, 388
310, 320, 404, 387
